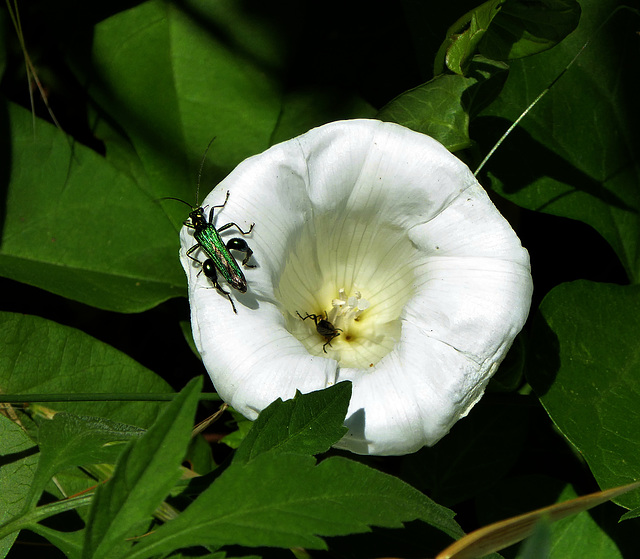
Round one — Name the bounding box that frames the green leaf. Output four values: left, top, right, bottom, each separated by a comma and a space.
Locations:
232, 382, 351, 465
378, 57, 508, 151
87, 0, 283, 202
0, 415, 38, 557
28, 524, 84, 559
0, 312, 172, 427
515, 518, 552, 559
26, 414, 144, 510
479, 0, 640, 281
434, 0, 581, 75
220, 408, 253, 450
619, 507, 640, 522
122, 453, 461, 558
81, 377, 202, 559
480, 0, 581, 60
433, 0, 506, 75
530, 281, 640, 509
543, 486, 624, 559
0, 102, 184, 312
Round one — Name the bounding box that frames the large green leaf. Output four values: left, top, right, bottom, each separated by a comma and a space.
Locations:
87, 0, 284, 203
0, 0, 376, 312
0, 416, 38, 558
530, 281, 640, 509
0, 312, 171, 427
479, 0, 581, 61
82, 377, 201, 559
121, 452, 462, 558
0, 102, 184, 312
479, 0, 640, 282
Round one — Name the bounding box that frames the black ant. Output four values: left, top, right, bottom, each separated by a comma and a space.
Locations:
297, 311, 343, 353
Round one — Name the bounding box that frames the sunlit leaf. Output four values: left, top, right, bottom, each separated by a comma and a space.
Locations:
87, 0, 284, 202
232, 382, 351, 465
0, 312, 172, 427
0, 103, 184, 312
378, 57, 508, 151
433, 0, 506, 75
81, 377, 202, 559
122, 453, 461, 558
26, 413, 144, 510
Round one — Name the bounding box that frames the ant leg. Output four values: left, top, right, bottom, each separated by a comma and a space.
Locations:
296, 312, 319, 323
322, 332, 341, 353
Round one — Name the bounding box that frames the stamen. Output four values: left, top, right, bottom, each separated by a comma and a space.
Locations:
276, 213, 417, 367
329, 289, 370, 330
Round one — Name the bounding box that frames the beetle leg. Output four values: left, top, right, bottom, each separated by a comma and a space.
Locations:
226, 238, 256, 267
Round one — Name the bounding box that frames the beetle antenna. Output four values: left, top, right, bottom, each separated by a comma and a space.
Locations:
160, 196, 193, 208
196, 136, 217, 206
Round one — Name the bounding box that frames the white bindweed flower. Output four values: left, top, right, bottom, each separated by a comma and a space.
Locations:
180, 119, 533, 456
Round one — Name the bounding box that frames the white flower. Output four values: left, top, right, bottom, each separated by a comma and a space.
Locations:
180, 119, 533, 456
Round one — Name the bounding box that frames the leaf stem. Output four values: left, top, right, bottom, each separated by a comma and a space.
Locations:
0, 494, 93, 540
0, 393, 221, 403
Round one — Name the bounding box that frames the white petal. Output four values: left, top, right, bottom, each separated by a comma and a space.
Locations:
337, 320, 505, 455
180, 119, 533, 456
297, 120, 478, 225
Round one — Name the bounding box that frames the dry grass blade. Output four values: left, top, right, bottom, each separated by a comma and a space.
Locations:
5, 0, 64, 133
436, 480, 640, 559
191, 403, 228, 438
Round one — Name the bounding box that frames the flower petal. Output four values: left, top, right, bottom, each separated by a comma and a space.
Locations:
180, 119, 533, 456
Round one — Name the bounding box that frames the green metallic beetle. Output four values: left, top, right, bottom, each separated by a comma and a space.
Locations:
179, 191, 255, 313
164, 139, 255, 313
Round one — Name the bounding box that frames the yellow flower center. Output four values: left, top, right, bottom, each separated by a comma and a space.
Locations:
275, 211, 419, 368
